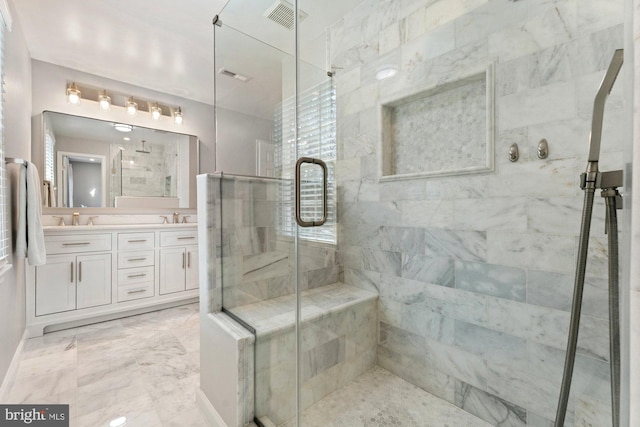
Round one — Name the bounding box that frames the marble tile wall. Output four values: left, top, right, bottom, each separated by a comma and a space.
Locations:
254, 297, 377, 425
112, 139, 169, 198
385, 75, 488, 176
215, 175, 339, 310
330, 0, 627, 425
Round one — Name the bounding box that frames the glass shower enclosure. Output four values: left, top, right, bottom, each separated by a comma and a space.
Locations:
199, 0, 631, 426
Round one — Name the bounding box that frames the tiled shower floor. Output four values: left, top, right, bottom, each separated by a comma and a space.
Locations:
281, 366, 492, 427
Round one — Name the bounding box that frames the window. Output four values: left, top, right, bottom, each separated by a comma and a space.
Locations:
274, 80, 337, 243
0, 0, 11, 265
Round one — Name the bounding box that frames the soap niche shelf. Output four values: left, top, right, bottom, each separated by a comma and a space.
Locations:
378, 64, 495, 181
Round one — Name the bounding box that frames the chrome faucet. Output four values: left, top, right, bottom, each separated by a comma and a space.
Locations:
173, 212, 180, 224
72, 212, 80, 226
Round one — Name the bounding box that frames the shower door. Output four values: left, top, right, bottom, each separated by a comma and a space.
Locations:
213, 9, 338, 424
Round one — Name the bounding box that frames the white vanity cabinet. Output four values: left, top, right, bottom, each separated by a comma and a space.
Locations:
117, 232, 155, 302
27, 224, 199, 336
36, 234, 112, 316
159, 230, 199, 295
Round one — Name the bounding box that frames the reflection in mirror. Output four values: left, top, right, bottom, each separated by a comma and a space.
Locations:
42, 111, 197, 209
57, 151, 106, 207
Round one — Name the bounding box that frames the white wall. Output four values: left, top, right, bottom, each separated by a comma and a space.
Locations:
0, 0, 32, 386
215, 107, 273, 176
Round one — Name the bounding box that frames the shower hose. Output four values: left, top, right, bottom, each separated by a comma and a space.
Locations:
554, 188, 620, 427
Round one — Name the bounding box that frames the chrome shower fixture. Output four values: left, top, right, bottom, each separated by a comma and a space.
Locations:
135, 140, 151, 154
555, 48, 624, 427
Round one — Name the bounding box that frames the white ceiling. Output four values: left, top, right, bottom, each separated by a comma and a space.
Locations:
14, 0, 364, 114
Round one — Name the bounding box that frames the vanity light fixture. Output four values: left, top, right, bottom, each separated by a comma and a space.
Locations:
98, 90, 111, 111
63, 82, 185, 123
114, 123, 133, 132
151, 103, 162, 121
66, 82, 81, 104
173, 107, 183, 125
126, 97, 138, 116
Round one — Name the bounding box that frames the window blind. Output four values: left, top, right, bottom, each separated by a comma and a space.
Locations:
274, 80, 337, 243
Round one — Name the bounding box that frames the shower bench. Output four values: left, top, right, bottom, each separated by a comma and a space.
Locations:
200, 282, 378, 427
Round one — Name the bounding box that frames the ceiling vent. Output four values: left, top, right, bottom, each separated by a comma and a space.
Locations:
218, 68, 251, 83
264, 0, 308, 30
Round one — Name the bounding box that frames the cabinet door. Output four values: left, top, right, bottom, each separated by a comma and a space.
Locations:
76, 253, 112, 309
160, 247, 186, 295
186, 246, 199, 290
36, 254, 76, 316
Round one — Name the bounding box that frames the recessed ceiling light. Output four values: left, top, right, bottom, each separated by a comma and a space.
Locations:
375, 66, 398, 81
109, 417, 127, 427
123, 137, 130, 141
114, 123, 133, 132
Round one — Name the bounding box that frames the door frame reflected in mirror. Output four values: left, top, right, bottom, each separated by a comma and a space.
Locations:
56, 151, 107, 208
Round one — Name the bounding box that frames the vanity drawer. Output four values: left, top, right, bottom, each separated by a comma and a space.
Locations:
45, 234, 111, 254
160, 230, 197, 247
118, 233, 155, 251
117, 282, 154, 302
117, 266, 154, 286
118, 250, 154, 269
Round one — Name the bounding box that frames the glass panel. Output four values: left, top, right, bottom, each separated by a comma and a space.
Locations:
214, 19, 298, 426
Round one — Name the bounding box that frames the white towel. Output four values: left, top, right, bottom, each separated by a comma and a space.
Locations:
16, 162, 46, 266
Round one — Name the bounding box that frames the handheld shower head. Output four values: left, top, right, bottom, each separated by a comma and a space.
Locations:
588, 49, 623, 166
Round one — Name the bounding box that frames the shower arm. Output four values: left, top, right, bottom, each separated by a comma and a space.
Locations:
584, 49, 624, 187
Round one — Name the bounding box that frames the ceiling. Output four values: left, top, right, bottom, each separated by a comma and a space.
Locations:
13, 0, 364, 115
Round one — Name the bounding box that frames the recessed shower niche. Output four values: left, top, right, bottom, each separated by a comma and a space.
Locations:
379, 66, 495, 180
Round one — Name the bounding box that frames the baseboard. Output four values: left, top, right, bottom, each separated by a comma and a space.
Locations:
196, 388, 228, 427
0, 329, 28, 402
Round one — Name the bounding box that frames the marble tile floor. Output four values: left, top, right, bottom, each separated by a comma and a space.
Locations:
2, 303, 206, 427
280, 366, 493, 427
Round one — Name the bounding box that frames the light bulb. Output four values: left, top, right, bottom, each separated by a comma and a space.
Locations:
151, 103, 162, 121
174, 107, 183, 125
66, 83, 81, 104
99, 91, 111, 111
126, 97, 138, 116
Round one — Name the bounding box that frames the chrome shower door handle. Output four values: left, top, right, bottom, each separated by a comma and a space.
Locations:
295, 157, 328, 227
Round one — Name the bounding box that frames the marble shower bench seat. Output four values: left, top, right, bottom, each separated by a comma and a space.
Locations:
201, 282, 378, 427
228, 282, 378, 338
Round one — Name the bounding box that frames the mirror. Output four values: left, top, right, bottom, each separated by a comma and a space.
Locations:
41, 111, 198, 209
